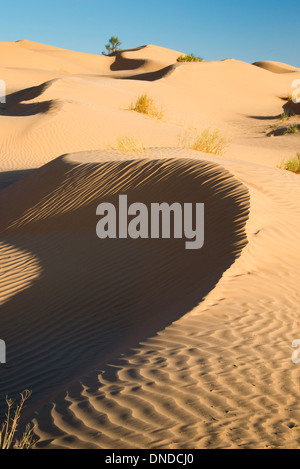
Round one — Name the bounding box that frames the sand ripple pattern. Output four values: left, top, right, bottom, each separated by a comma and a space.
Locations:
2, 148, 300, 448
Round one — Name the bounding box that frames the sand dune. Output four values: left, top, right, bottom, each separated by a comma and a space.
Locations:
0, 41, 300, 449
253, 60, 300, 74
29, 150, 300, 449
1, 148, 300, 449
0, 50, 299, 172
0, 151, 249, 406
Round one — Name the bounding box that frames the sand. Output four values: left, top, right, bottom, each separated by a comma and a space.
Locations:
0, 40, 300, 449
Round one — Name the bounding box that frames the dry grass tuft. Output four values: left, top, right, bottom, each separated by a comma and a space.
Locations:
280, 111, 292, 122
0, 390, 35, 449
117, 136, 146, 153
130, 94, 163, 120
180, 129, 227, 155
281, 93, 293, 102
278, 153, 300, 173
284, 125, 299, 134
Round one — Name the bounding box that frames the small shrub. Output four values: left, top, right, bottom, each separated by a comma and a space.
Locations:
117, 137, 145, 153
281, 93, 293, 102
278, 154, 300, 173
280, 111, 291, 122
187, 129, 227, 155
130, 94, 163, 119
0, 390, 35, 449
177, 54, 203, 62
102, 36, 122, 56
284, 125, 299, 134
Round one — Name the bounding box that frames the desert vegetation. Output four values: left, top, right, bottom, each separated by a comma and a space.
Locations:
130, 93, 163, 119
117, 136, 145, 153
102, 36, 122, 55
280, 111, 292, 122
180, 128, 227, 155
0, 390, 35, 449
284, 125, 299, 134
281, 93, 293, 102
177, 54, 203, 62
279, 153, 300, 173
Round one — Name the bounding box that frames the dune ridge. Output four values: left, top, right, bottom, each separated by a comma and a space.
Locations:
27, 149, 300, 449
0, 150, 250, 424
253, 60, 300, 74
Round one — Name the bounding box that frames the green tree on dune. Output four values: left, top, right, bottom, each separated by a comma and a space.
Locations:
102, 36, 122, 55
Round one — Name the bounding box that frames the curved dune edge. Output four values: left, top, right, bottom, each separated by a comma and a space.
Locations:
0, 149, 250, 437
2, 148, 300, 449
253, 60, 300, 74
25, 149, 300, 449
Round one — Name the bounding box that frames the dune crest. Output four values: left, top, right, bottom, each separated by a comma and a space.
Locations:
0, 150, 249, 420
27, 150, 300, 449
253, 60, 300, 74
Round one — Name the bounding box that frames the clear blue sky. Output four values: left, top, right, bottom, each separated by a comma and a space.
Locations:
1, 0, 299, 66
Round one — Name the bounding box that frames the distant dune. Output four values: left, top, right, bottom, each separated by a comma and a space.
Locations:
0, 41, 300, 449
253, 60, 300, 74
